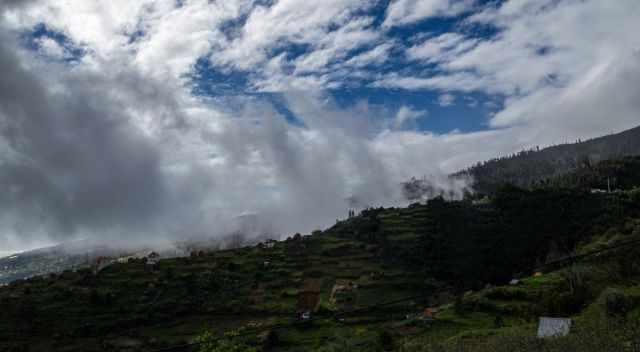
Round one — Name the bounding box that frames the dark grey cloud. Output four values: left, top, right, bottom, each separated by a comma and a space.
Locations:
0, 34, 399, 252
0, 2, 474, 254
0, 0, 37, 10
0, 31, 175, 247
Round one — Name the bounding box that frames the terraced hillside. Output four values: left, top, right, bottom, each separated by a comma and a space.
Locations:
3, 154, 640, 351
0, 230, 427, 351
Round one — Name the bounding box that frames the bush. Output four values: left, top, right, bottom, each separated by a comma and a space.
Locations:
540, 291, 589, 316
599, 288, 632, 317
457, 294, 513, 314
616, 248, 640, 278
260, 330, 279, 351
196, 330, 257, 352
378, 330, 394, 351
305, 270, 324, 278
484, 287, 528, 301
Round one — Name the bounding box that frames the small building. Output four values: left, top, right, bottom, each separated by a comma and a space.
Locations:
472, 196, 491, 206
300, 311, 311, 321
117, 255, 136, 264
421, 307, 438, 321
537, 317, 572, 338
330, 280, 358, 308
93, 256, 113, 275
264, 239, 277, 249
406, 307, 438, 322
145, 252, 160, 271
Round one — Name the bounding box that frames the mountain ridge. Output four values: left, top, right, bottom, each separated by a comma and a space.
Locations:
457, 124, 640, 194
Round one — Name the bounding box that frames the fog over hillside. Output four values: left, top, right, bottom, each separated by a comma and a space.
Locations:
1, 0, 639, 254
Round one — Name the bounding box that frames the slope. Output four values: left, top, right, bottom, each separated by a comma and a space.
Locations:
457, 124, 640, 194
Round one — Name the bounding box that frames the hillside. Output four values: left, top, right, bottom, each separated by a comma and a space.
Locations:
456, 125, 640, 195
0, 244, 193, 286
2, 178, 640, 351
7, 128, 640, 285
547, 156, 640, 191
0, 241, 129, 286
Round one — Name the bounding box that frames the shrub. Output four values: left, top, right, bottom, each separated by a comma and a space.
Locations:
599, 288, 632, 317
616, 248, 640, 278
260, 330, 279, 351
378, 330, 394, 351
196, 329, 257, 352
485, 287, 528, 301
454, 294, 466, 314
305, 270, 324, 278
540, 291, 589, 316
458, 294, 513, 314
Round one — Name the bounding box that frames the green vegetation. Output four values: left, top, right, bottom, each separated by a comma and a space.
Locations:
197, 329, 258, 352
456, 125, 640, 195
2, 156, 640, 351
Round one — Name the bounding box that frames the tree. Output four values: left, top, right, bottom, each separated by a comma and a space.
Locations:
378, 330, 395, 351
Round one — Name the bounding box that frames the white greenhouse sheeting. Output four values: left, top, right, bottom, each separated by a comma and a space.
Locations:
537, 317, 572, 338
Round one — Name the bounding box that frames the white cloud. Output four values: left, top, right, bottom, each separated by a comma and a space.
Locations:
8, 0, 253, 79
381, 0, 640, 141
10, 1, 159, 58
437, 93, 455, 107
464, 96, 478, 107
406, 33, 477, 62
372, 71, 501, 92
383, 0, 475, 28
134, 0, 253, 78
210, 0, 373, 70
345, 42, 395, 68
292, 17, 380, 75
36, 37, 67, 59
393, 105, 427, 129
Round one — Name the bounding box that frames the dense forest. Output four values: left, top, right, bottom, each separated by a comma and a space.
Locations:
455, 125, 640, 194
333, 185, 640, 291
545, 156, 640, 191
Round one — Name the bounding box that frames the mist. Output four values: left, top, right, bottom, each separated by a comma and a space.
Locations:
0, 23, 471, 255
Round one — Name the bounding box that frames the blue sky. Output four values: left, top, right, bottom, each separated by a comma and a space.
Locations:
179, 1, 504, 134
1, 0, 639, 252
21, 0, 508, 135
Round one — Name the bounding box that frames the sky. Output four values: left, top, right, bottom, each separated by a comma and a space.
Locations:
1, 0, 639, 254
